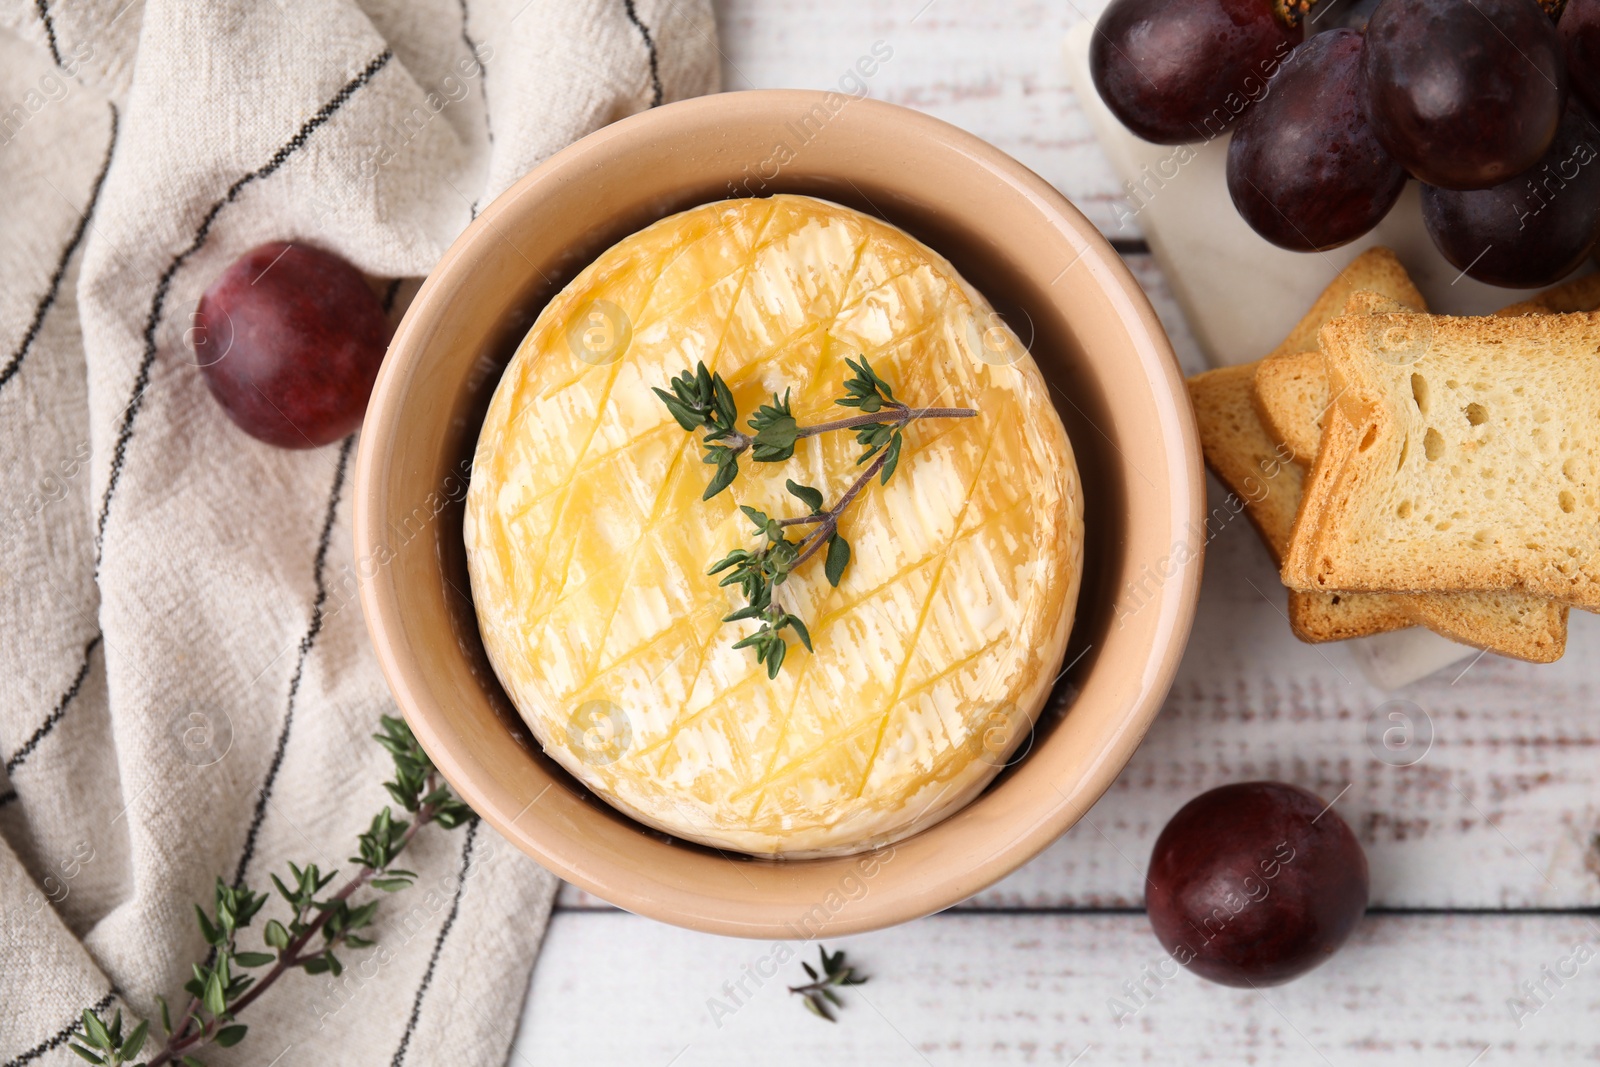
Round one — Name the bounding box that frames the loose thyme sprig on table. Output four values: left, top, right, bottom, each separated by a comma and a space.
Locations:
655, 356, 977, 676
67, 716, 473, 1067
789, 946, 869, 1022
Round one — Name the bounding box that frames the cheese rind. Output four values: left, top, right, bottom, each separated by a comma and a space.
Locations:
465, 195, 1084, 857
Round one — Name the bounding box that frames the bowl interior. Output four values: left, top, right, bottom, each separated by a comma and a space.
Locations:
355, 90, 1202, 937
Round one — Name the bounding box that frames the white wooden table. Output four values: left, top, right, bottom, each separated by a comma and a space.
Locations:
511, 3, 1600, 1063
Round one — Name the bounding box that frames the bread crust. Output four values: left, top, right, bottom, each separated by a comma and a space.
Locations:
1187, 363, 1412, 641
1299, 310, 1600, 611
1267, 247, 1426, 359
1495, 272, 1600, 317
1195, 257, 1592, 658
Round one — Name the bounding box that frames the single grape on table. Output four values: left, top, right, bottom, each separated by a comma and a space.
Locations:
195, 243, 391, 449
1145, 781, 1369, 987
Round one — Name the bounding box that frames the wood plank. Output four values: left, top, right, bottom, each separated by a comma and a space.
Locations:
512, 910, 1600, 1065
711, 0, 1131, 234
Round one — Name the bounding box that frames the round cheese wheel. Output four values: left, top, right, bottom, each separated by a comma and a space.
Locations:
465, 195, 1083, 857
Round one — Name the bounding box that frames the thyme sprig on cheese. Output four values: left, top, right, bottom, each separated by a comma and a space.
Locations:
654, 357, 977, 500
655, 356, 977, 676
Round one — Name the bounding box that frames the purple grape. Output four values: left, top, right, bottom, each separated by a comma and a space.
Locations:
1561, 0, 1600, 114
1421, 97, 1600, 287
1228, 29, 1406, 251
1091, 0, 1302, 144
196, 243, 391, 448
1146, 782, 1369, 988
1364, 0, 1566, 190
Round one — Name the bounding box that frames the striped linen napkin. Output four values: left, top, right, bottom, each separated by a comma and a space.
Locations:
0, 1, 716, 1063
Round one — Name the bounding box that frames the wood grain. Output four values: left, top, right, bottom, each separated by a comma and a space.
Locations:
514, 911, 1600, 1065
708, 0, 1131, 235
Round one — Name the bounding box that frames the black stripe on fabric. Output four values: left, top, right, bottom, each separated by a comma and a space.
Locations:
230, 435, 355, 888
0, 789, 16, 808
390, 819, 481, 1067
621, 0, 664, 109
33, 0, 62, 68
0, 103, 119, 396
4, 634, 102, 775
382, 277, 404, 313
93, 49, 393, 569
2, 991, 115, 1067
457, 0, 492, 146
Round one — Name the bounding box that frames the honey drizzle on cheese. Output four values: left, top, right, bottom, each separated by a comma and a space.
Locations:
465, 195, 1084, 856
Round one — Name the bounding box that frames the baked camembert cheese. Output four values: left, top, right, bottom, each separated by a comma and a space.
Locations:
465, 195, 1083, 857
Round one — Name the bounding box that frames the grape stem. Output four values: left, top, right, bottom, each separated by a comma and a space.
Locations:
1273, 0, 1320, 28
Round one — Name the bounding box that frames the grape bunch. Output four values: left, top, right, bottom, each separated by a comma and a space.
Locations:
1090, 0, 1600, 287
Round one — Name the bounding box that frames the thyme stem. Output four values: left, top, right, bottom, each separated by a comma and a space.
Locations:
795, 405, 977, 437
660, 355, 976, 675
143, 783, 441, 1066
70, 719, 473, 1067
791, 449, 891, 569
708, 405, 976, 460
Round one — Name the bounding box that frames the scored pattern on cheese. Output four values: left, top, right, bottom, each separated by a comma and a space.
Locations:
466, 195, 1084, 856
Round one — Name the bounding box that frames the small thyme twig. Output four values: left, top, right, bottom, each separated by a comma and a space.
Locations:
789, 946, 869, 1022
791, 406, 983, 438
653, 357, 975, 502
68, 716, 473, 1067
790, 449, 889, 569
661, 356, 977, 676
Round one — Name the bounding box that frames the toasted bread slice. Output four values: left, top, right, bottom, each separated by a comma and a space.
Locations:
1255, 250, 1427, 460
1291, 310, 1600, 610
1396, 592, 1568, 662
1277, 400, 1564, 657
1495, 272, 1600, 316
1271, 294, 1571, 662
1255, 350, 1334, 463
1187, 363, 1412, 642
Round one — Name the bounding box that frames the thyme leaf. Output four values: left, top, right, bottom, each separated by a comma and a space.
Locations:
655, 357, 976, 673
67, 716, 473, 1067
789, 946, 870, 1022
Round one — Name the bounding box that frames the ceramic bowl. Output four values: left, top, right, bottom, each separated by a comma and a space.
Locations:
354, 89, 1203, 937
